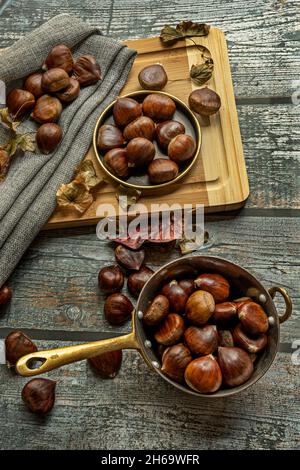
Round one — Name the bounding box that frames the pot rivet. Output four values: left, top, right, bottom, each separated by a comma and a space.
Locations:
145, 340, 152, 348
152, 361, 160, 369
137, 311, 143, 319
259, 294, 267, 303
268, 316, 275, 325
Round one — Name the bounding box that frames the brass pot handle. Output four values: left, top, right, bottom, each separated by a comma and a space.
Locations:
16, 330, 139, 377
268, 286, 293, 324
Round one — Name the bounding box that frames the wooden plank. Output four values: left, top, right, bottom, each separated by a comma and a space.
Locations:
0, 343, 298, 450
0, 215, 298, 344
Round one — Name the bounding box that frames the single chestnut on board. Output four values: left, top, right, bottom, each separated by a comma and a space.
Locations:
138, 64, 168, 91
142, 93, 176, 121
156, 120, 185, 150
168, 134, 196, 164
36, 123, 63, 154
189, 87, 221, 121
148, 158, 179, 184
104, 293, 133, 325
98, 265, 124, 294
97, 124, 125, 152
126, 137, 155, 168
103, 148, 129, 179
22, 378, 56, 414
88, 350, 122, 379
113, 97, 142, 128
161, 343, 192, 383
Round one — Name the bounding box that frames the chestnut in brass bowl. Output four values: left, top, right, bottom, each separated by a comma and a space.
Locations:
92, 90, 201, 191
16, 256, 292, 398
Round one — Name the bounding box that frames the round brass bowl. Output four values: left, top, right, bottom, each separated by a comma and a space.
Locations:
92, 90, 202, 191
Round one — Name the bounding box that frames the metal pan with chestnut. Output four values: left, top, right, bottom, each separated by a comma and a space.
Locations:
93, 90, 201, 191
15, 256, 292, 398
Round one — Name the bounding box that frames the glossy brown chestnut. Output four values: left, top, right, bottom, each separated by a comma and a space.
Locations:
98, 265, 124, 294
73, 54, 101, 86
138, 64, 168, 91
142, 93, 176, 121
5, 331, 37, 365
148, 158, 179, 184
115, 244, 145, 271
154, 313, 185, 346
43, 44, 73, 73
238, 301, 269, 336
212, 301, 237, 325
168, 134, 196, 164
123, 116, 156, 142
234, 297, 251, 309
0, 285, 12, 305
188, 87, 221, 116
218, 330, 234, 348
178, 278, 195, 297
31, 95, 62, 123
7, 89, 35, 118
127, 137, 155, 168
185, 290, 215, 325
22, 378, 56, 414
218, 346, 253, 387
194, 273, 230, 303
156, 120, 185, 150
184, 355, 222, 393
143, 294, 169, 326
24, 73, 44, 98
113, 97, 142, 127
127, 266, 154, 298
41, 68, 70, 93
88, 350, 122, 379
97, 124, 125, 152
184, 325, 218, 356
232, 324, 268, 354
161, 280, 188, 313
104, 293, 133, 325
56, 78, 80, 102
36, 123, 63, 154
161, 343, 192, 383
103, 148, 129, 178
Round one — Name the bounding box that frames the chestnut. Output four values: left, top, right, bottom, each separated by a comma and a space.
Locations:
22, 378, 56, 414
234, 297, 251, 309
36, 123, 62, 154
143, 294, 169, 326
138, 64, 168, 91
97, 124, 125, 152
142, 93, 176, 121
123, 116, 155, 142
88, 350, 122, 379
115, 245, 145, 271
41, 67, 70, 93
156, 120, 185, 150
178, 278, 195, 297
127, 266, 154, 298
103, 148, 129, 178
161, 343, 192, 383
113, 97, 142, 127
56, 78, 80, 102
104, 293, 133, 325
0, 285, 12, 305
161, 280, 188, 313
194, 273, 230, 303
238, 301, 269, 336
184, 325, 218, 356
218, 346, 253, 387
31, 95, 62, 123
168, 134, 196, 164
154, 313, 185, 346
185, 290, 215, 325
98, 265, 124, 294
184, 355, 222, 393
24, 73, 44, 98
188, 87, 221, 126
232, 324, 268, 354
148, 158, 179, 184
5, 331, 37, 365
73, 54, 101, 86
7, 89, 35, 118
218, 330, 234, 348
212, 301, 237, 325
43, 44, 73, 73
126, 137, 155, 168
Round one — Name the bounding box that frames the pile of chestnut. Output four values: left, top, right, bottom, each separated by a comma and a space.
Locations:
143, 272, 270, 394
97, 93, 197, 184
6, 44, 101, 155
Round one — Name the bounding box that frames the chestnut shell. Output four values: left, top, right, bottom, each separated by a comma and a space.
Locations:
115, 245, 145, 271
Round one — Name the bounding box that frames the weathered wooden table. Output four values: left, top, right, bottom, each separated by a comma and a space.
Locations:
0, 0, 299, 450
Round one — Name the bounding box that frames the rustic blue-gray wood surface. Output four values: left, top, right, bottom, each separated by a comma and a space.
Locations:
0, 0, 299, 450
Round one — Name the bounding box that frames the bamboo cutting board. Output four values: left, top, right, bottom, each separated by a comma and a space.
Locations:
45, 28, 249, 228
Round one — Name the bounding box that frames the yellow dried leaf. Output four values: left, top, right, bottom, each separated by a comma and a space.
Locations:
56, 180, 93, 214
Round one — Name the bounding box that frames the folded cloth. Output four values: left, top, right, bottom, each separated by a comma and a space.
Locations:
0, 14, 136, 287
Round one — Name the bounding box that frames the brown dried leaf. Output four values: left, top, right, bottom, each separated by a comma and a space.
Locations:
159, 25, 182, 45
5, 133, 36, 157
160, 20, 210, 45
179, 230, 210, 254
75, 160, 102, 190
0, 149, 10, 182
116, 185, 141, 210
190, 58, 214, 86
0, 108, 21, 131
56, 181, 93, 214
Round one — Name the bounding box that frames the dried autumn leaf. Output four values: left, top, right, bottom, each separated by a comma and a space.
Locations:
159, 25, 182, 45
160, 20, 210, 45
116, 185, 141, 210
56, 181, 93, 214
75, 160, 102, 190
179, 230, 210, 254
0, 108, 21, 131
5, 133, 36, 157
0, 149, 10, 182
190, 58, 214, 86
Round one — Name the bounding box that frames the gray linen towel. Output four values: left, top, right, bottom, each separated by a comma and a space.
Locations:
0, 14, 136, 287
